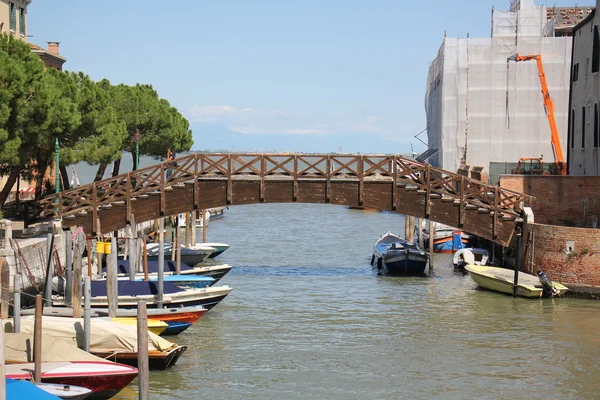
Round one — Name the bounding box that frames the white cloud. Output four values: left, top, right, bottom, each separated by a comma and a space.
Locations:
186, 103, 391, 137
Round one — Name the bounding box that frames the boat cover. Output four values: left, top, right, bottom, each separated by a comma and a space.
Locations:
9, 316, 176, 353
6, 379, 61, 400
90, 280, 184, 297
104, 259, 194, 274
3, 332, 103, 363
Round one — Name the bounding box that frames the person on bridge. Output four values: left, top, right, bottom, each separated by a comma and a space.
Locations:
166, 149, 176, 179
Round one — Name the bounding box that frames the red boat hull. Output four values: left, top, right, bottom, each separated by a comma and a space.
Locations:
6, 361, 138, 400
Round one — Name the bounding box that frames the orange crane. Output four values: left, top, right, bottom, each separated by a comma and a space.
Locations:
507, 53, 567, 175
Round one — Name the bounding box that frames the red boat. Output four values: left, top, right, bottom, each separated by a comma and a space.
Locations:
6, 361, 138, 400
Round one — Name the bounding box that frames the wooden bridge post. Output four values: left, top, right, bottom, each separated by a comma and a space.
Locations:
128, 215, 137, 282
417, 218, 424, 248
227, 154, 232, 204
392, 156, 398, 210
293, 155, 298, 202
425, 165, 431, 217
193, 153, 200, 209
358, 155, 364, 206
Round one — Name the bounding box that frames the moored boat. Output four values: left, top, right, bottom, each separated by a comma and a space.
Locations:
421, 223, 470, 253
35, 383, 92, 400
14, 316, 188, 370
3, 331, 137, 400
371, 232, 428, 275
106, 259, 233, 283
193, 242, 230, 258
6, 378, 62, 400
464, 264, 568, 298
145, 242, 215, 266
52, 281, 233, 310
453, 248, 489, 269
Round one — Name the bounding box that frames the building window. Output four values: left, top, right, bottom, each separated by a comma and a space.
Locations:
593, 26, 600, 73
9, 3, 16, 31
19, 7, 25, 35
582, 106, 586, 148
573, 63, 579, 81
571, 109, 575, 148
595, 103, 599, 147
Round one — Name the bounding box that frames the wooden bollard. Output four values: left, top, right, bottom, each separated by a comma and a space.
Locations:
83, 276, 91, 352
0, 260, 9, 319
33, 294, 42, 383
137, 301, 149, 400
13, 275, 21, 333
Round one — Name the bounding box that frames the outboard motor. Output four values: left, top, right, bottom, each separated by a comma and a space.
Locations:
537, 270, 559, 297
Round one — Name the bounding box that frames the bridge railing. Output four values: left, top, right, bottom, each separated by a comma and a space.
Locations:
38, 153, 532, 220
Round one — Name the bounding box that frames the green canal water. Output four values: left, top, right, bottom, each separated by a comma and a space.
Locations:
113, 203, 600, 399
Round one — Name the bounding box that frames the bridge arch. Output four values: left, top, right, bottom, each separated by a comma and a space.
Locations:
38, 153, 532, 246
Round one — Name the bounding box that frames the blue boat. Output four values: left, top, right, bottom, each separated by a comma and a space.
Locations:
371, 232, 428, 275
6, 379, 62, 400
128, 275, 215, 288
162, 321, 193, 335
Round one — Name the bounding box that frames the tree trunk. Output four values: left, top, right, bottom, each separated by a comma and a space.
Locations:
112, 157, 122, 177
34, 161, 47, 200
60, 164, 70, 191
94, 162, 107, 182
0, 166, 20, 207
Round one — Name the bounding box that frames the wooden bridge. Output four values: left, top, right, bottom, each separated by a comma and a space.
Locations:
37, 153, 533, 246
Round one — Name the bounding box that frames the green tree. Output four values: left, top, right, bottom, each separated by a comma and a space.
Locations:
0, 33, 76, 206
93, 83, 193, 180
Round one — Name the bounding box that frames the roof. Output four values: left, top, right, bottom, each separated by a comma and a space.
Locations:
570, 7, 596, 33
547, 7, 594, 29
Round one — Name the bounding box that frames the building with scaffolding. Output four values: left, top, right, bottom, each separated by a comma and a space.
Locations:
425, 0, 593, 183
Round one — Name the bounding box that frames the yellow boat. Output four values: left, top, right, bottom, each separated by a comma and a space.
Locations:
111, 317, 169, 336
464, 265, 568, 298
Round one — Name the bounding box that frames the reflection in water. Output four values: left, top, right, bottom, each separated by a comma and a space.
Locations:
111, 204, 600, 399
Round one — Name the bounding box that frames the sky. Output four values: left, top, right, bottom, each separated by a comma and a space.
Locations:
29, 0, 586, 155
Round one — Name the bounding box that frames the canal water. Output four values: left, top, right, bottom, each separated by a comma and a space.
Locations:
114, 203, 600, 399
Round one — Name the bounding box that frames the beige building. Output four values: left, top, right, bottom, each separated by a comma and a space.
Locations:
568, 2, 600, 175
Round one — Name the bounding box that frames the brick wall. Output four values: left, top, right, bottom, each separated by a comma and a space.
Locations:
523, 223, 600, 290
500, 175, 600, 227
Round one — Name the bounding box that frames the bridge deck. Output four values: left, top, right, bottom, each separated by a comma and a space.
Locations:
38, 153, 533, 246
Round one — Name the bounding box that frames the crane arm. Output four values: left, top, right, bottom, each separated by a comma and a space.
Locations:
509, 53, 567, 175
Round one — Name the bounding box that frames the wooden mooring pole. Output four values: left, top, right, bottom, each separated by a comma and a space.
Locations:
83, 276, 91, 352
157, 218, 164, 309
428, 220, 435, 274
0, 316, 5, 400
13, 275, 20, 333
1, 260, 9, 319
107, 236, 118, 318
202, 209, 207, 243
72, 232, 84, 318
513, 228, 522, 297
176, 220, 181, 275
33, 294, 42, 383
65, 229, 72, 304
137, 301, 149, 400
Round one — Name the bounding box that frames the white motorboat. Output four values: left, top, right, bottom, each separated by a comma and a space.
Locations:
190, 242, 230, 258
145, 242, 215, 266
453, 248, 489, 269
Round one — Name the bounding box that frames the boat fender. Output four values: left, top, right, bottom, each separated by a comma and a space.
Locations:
370, 254, 375, 266
536, 270, 559, 296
